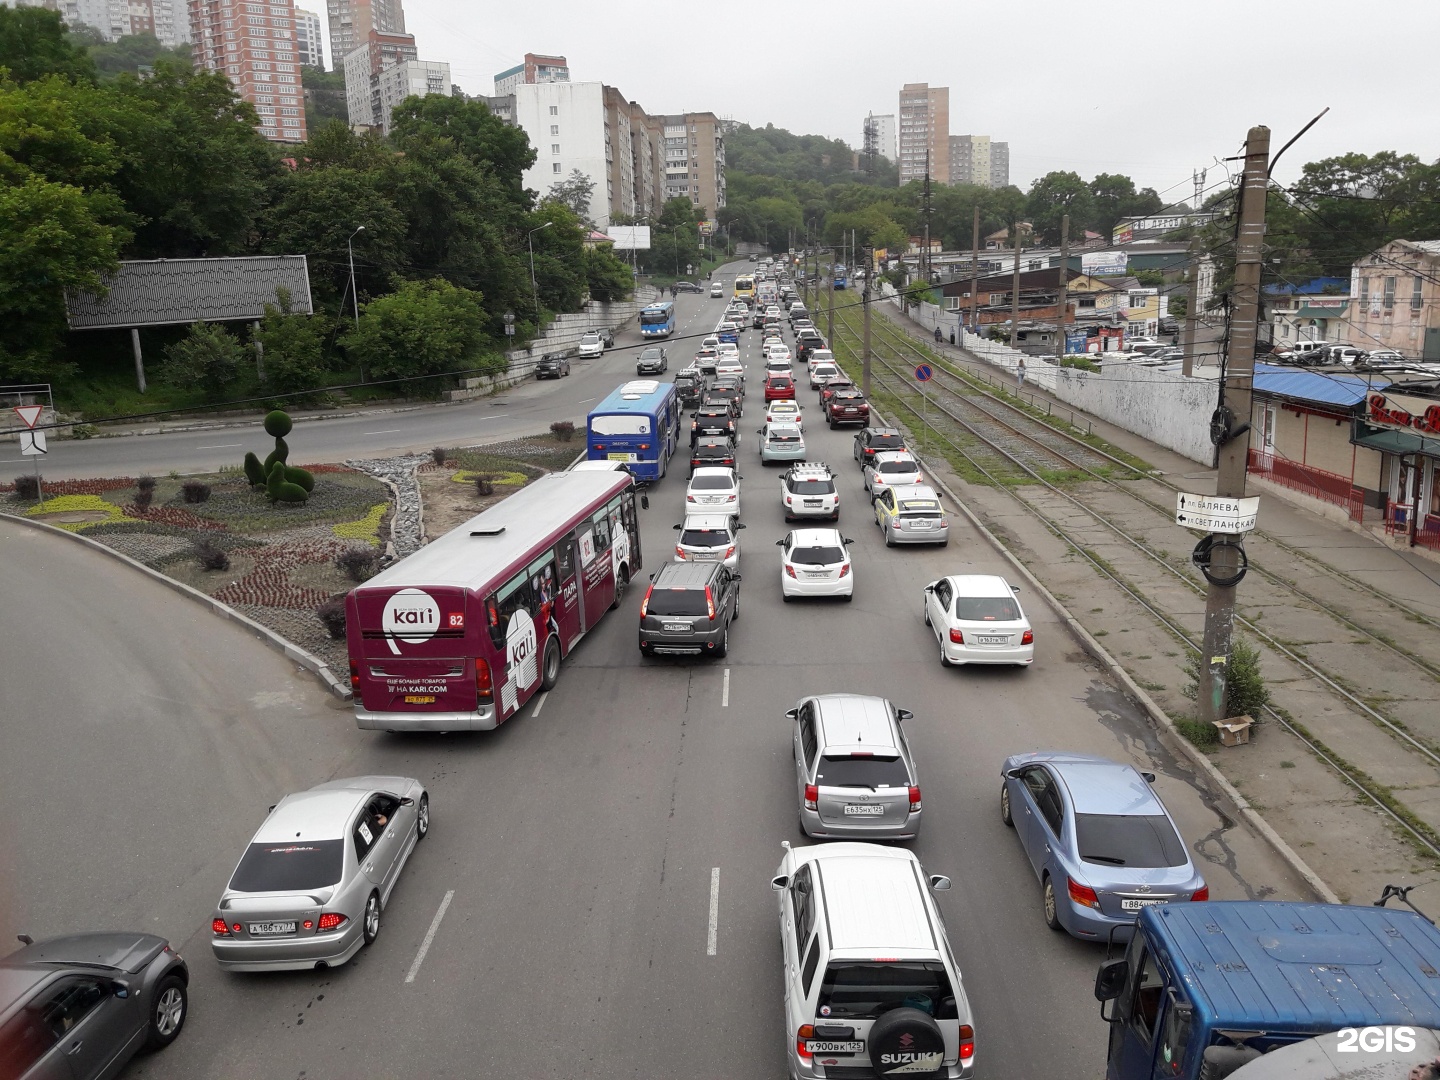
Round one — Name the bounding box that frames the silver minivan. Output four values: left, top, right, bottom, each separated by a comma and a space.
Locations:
790, 694, 922, 840
771, 842, 975, 1079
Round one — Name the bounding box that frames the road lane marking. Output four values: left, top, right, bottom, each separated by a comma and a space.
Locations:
405, 889, 454, 984
364, 429, 402, 435
578, 397, 596, 404
722, 667, 730, 707
707, 868, 720, 956
196, 443, 242, 449
531, 690, 549, 717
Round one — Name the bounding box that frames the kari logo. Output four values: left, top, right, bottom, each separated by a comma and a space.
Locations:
505, 608, 539, 690
382, 588, 440, 655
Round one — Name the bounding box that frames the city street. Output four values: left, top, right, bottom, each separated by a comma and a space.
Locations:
2, 270, 1313, 1079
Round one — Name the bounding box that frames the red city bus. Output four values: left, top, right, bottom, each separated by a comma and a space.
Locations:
346, 470, 642, 731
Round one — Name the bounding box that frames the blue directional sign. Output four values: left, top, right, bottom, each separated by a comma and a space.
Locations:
915, 364, 933, 382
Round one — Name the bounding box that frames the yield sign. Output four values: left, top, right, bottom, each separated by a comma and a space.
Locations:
14, 405, 42, 429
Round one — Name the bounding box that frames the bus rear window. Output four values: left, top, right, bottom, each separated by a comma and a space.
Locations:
591, 415, 650, 436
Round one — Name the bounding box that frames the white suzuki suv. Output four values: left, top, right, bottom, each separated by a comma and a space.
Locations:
771, 842, 975, 1079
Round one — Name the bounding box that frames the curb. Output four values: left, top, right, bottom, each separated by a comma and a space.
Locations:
868, 408, 1339, 905
0, 512, 353, 702
67, 400, 460, 442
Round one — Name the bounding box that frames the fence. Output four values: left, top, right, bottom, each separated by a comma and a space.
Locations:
1385, 500, 1440, 550
1250, 449, 1365, 522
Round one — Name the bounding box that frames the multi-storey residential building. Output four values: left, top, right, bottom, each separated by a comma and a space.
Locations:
1347, 240, 1440, 360
493, 52, 568, 96
990, 141, 1009, 188
663, 112, 725, 215
514, 81, 613, 226
326, 0, 402, 71
27, 0, 190, 44
188, 0, 307, 143
864, 112, 896, 163
293, 5, 321, 67
369, 58, 448, 134
948, 134, 989, 186
897, 83, 947, 185
342, 28, 413, 125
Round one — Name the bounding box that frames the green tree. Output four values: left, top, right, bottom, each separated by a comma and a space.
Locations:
300, 66, 347, 130
256, 293, 330, 397
343, 277, 495, 390
389, 93, 536, 212
584, 243, 634, 302
86, 33, 190, 81
1025, 170, 1094, 244
1089, 173, 1137, 238
158, 320, 246, 395
548, 168, 595, 224
1288, 151, 1426, 276
0, 7, 96, 84
529, 200, 588, 312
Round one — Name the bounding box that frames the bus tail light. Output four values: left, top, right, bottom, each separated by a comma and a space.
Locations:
1191, 884, 1210, 902
959, 1025, 975, 1062
639, 584, 654, 619
908, 786, 922, 812
475, 658, 493, 703
639, 443, 649, 450
1021, 629, 1034, 645
349, 661, 361, 691
594, 444, 604, 453
796, 1024, 815, 1060
1068, 878, 1100, 911
705, 587, 716, 621
804, 785, 818, 810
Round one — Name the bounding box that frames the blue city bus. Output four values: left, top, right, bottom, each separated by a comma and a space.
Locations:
639, 301, 676, 338
586, 379, 681, 482
833, 264, 848, 290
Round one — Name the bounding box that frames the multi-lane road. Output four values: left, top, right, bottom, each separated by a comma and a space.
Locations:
2, 264, 1313, 1078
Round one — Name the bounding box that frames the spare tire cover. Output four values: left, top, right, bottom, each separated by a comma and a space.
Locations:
867, 1006, 946, 1077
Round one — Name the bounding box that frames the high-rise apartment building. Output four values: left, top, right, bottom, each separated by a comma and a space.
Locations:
948, 135, 1011, 188
326, 0, 403, 69
24, 0, 190, 45
493, 52, 569, 96
188, 0, 307, 143
863, 112, 896, 163
990, 141, 1009, 188
663, 112, 725, 215
370, 58, 449, 133
514, 81, 612, 226
897, 83, 948, 185
342, 28, 414, 125
293, 5, 321, 67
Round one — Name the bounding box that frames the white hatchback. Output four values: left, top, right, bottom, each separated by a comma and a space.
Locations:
686, 466, 742, 518
577, 332, 604, 358
809, 362, 841, 389
766, 399, 804, 428
715, 358, 746, 387
765, 342, 793, 363
674, 513, 744, 568
864, 451, 923, 497
779, 528, 853, 600
923, 574, 1034, 667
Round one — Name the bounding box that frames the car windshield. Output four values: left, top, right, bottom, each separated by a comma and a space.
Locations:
641, 348, 663, 359
229, 839, 344, 892
690, 475, 734, 490
791, 545, 844, 565
647, 588, 710, 617
869, 434, 904, 449
815, 755, 909, 788
954, 596, 1020, 621
581, 334, 600, 343
680, 528, 729, 547
878, 460, 917, 474
1075, 813, 1188, 868
789, 478, 835, 495
818, 962, 956, 1021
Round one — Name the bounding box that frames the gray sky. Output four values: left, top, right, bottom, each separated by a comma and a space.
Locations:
322, 0, 1440, 198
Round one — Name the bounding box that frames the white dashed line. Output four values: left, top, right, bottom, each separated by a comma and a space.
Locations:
196, 443, 242, 449
404, 889, 454, 984
530, 690, 549, 717
721, 667, 730, 707
364, 429, 402, 435
707, 868, 720, 956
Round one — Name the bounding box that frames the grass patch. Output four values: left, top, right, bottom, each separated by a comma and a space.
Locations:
1175, 717, 1220, 747
1137, 679, 1166, 693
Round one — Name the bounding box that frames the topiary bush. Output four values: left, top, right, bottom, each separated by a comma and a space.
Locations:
550, 420, 576, 442
242, 452, 266, 488
316, 596, 347, 639
181, 480, 212, 504
194, 539, 230, 571
432, 446, 450, 466
133, 488, 154, 510
473, 474, 496, 497
335, 546, 380, 583
13, 474, 40, 500
266, 460, 309, 504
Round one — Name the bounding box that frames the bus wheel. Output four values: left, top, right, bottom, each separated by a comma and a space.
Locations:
541, 638, 561, 691
610, 567, 629, 610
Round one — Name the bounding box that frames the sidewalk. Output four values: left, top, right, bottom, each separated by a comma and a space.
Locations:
878, 302, 1440, 621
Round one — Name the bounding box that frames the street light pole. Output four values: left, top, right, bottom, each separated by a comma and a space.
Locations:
672, 226, 682, 277
347, 225, 366, 382
528, 221, 553, 319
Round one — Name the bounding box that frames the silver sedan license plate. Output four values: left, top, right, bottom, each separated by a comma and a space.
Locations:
844, 804, 885, 816
249, 921, 297, 936
807, 1040, 864, 1054
1121, 898, 1168, 911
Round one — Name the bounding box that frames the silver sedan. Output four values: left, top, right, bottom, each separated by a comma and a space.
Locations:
211, 776, 429, 972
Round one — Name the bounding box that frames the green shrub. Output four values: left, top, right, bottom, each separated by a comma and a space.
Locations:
266, 460, 309, 504
1182, 636, 1270, 719
284, 465, 314, 492
264, 410, 293, 438
158, 321, 245, 396
243, 451, 266, 488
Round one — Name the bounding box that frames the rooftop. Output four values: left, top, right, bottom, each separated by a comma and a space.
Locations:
1253, 363, 1387, 408
818, 854, 936, 955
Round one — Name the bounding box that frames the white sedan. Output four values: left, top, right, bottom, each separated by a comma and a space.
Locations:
864, 451, 923, 497
923, 574, 1034, 667
778, 528, 854, 602
766, 399, 804, 428
764, 342, 793, 363
686, 466, 742, 518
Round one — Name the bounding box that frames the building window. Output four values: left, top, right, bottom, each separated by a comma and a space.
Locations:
1384, 277, 1396, 310
549, 105, 558, 115
550, 125, 559, 135
1414, 276, 1424, 311
551, 144, 560, 154
1360, 276, 1369, 306
553, 162, 562, 173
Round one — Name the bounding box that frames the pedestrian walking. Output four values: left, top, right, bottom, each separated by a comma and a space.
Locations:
934, 326, 943, 344
1016, 358, 1027, 391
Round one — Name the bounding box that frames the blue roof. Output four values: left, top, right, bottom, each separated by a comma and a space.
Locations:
590, 379, 677, 416
1263, 277, 1349, 296
1253, 364, 1387, 408
1147, 902, 1440, 1032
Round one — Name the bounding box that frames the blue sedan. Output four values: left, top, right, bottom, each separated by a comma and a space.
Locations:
999, 752, 1207, 940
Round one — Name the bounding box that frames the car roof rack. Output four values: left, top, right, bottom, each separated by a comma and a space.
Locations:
786, 461, 834, 477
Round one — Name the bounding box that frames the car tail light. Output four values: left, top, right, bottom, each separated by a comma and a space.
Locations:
232, 922, 242, 933
959, 1024, 975, 1062
797, 1024, 815, 1060
724, 545, 736, 559
915, 472, 923, 482
303, 919, 314, 929
675, 544, 686, 559
939, 517, 949, 528
949, 628, 965, 644
1021, 629, 1034, 645
785, 564, 796, 578
640, 584, 654, 619
705, 586, 716, 620
1068, 878, 1100, 910
686, 494, 696, 502
725, 494, 736, 502
212, 918, 230, 935
1191, 884, 1210, 902
908, 786, 922, 812
475, 658, 493, 703
839, 563, 850, 578
317, 912, 347, 932
349, 660, 361, 691
804, 784, 818, 810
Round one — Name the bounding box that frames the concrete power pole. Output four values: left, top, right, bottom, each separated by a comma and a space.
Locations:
1009, 224, 1022, 348
1181, 238, 1203, 378
862, 247, 873, 397
969, 206, 980, 342
1196, 125, 1270, 728
826, 246, 836, 344
1054, 214, 1069, 361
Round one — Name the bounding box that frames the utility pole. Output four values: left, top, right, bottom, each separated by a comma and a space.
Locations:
862, 246, 873, 398
1196, 125, 1270, 728
1181, 237, 1203, 377
1054, 214, 1069, 361
1009, 223, 1022, 348
922, 152, 932, 287
827, 246, 836, 344
969, 206, 980, 342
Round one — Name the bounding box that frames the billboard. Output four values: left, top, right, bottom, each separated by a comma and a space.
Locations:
1082, 251, 1128, 277
607, 226, 652, 251
1111, 223, 1134, 245
697, 220, 714, 236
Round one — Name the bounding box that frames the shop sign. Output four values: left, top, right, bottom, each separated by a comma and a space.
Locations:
1368, 393, 1440, 435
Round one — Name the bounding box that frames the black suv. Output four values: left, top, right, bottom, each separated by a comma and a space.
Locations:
691, 406, 738, 445
535, 353, 571, 379
690, 436, 737, 474
854, 426, 907, 466
637, 346, 668, 375
703, 386, 743, 419
639, 561, 740, 658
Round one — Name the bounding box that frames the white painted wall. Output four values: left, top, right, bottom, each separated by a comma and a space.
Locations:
1051, 363, 1215, 464
515, 82, 611, 228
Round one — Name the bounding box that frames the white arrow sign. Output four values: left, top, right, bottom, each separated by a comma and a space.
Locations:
13, 405, 42, 429
1175, 491, 1258, 534
19, 429, 47, 456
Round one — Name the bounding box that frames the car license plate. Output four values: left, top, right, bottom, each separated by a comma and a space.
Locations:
974, 636, 1008, 646
607, 453, 637, 462
806, 571, 829, 578
909, 521, 931, 529
404, 695, 436, 704
843, 804, 885, 816
806, 1041, 864, 1054
249, 921, 297, 936
1121, 898, 1168, 911
663, 623, 689, 632
804, 500, 822, 507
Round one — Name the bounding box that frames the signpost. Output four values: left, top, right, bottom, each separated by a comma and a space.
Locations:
1174, 492, 1259, 535
915, 365, 933, 448
13, 404, 45, 506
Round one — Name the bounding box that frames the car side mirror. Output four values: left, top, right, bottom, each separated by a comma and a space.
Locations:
1094, 957, 1129, 1003
784, 708, 798, 721
844, 537, 854, 545
731, 574, 741, 582
673, 523, 683, 530
400, 797, 415, 806
268, 803, 277, 813
112, 979, 131, 998
1141, 771, 1157, 783
737, 523, 747, 530
929, 875, 952, 891
1011, 584, 1021, 593
771, 875, 789, 892
1005, 768, 1024, 779
924, 583, 936, 592
896, 709, 913, 721
641, 495, 649, 510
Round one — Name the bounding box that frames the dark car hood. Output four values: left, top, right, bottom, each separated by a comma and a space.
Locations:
7, 932, 169, 974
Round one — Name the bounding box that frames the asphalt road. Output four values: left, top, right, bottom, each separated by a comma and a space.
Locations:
2, 265, 1311, 1080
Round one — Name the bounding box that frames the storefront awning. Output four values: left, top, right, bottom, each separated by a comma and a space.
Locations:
1352, 420, 1440, 457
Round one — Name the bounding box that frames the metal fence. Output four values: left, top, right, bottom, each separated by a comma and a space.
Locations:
1249, 449, 1365, 522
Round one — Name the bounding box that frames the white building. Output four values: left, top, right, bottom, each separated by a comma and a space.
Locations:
293, 6, 322, 67
514, 81, 612, 228
864, 112, 896, 162
13, 0, 190, 44
373, 58, 450, 133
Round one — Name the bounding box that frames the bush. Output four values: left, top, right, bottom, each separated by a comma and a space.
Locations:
256, 300, 331, 399
133, 488, 153, 510
316, 596, 347, 639
70, 423, 97, 439
242, 452, 266, 488
194, 539, 230, 571
550, 420, 576, 442
181, 480, 212, 504
13, 474, 40, 500
266, 460, 309, 504
335, 546, 380, 582
473, 473, 496, 497
432, 446, 450, 466
1182, 636, 1270, 720
158, 321, 245, 396
136, 475, 157, 493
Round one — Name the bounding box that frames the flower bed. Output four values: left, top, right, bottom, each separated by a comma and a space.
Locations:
332, 502, 388, 546
24, 494, 132, 530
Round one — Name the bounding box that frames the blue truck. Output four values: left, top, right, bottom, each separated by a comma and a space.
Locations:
1095, 899, 1440, 1080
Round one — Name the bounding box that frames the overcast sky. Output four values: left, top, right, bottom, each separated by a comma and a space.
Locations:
319, 0, 1440, 199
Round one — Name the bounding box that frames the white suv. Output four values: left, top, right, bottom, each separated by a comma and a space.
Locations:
771, 842, 976, 1079
781, 463, 838, 521
577, 332, 604, 358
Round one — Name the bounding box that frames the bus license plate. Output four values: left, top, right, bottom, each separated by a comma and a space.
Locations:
404, 695, 436, 704
844, 804, 885, 816
607, 453, 637, 462
249, 922, 296, 936
1121, 898, 1168, 911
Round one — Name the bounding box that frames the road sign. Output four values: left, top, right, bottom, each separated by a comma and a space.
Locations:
915, 364, 933, 382
1175, 491, 1258, 534
20, 429, 47, 456
13, 405, 42, 429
